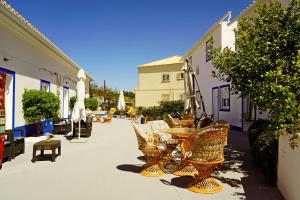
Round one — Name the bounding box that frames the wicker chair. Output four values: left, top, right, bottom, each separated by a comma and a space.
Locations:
211, 120, 230, 146
132, 124, 165, 177
165, 114, 180, 128
127, 107, 137, 122
195, 115, 213, 128
102, 108, 116, 123
165, 114, 194, 128
185, 125, 227, 194
147, 120, 171, 142
53, 118, 71, 134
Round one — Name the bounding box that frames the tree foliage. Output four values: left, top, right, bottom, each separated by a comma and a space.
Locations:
89, 81, 135, 110
69, 96, 99, 111
212, 0, 300, 148
84, 98, 98, 111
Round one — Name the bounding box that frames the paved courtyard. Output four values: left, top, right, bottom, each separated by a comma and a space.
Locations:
0, 119, 283, 200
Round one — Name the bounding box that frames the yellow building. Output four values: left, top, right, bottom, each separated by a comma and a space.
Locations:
135, 56, 185, 107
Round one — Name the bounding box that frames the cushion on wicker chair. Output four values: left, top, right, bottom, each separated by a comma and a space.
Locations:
147, 120, 171, 143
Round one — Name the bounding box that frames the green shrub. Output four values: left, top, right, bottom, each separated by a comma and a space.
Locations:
247, 119, 271, 147
84, 98, 98, 111
22, 89, 60, 123
140, 100, 184, 121
160, 100, 184, 115
70, 96, 99, 111
141, 106, 163, 121
70, 96, 77, 110
253, 131, 278, 184
247, 119, 278, 185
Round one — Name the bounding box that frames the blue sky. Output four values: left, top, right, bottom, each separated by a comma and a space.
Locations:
7, 0, 252, 91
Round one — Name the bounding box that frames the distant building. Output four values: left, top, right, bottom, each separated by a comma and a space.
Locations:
0, 1, 92, 136
135, 56, 184, 107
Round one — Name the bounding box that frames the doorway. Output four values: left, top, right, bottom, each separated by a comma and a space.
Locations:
62, 86, 69, 119
212, 87, 219, 121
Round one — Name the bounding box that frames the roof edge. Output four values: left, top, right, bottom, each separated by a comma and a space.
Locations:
138, 55, 184, 68
182, 11, 232, 59
0, 1, 93, 80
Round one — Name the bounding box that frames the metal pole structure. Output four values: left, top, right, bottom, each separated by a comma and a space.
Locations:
185, 59, 206, 115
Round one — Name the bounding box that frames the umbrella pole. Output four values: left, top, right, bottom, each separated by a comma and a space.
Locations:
78, 120, 81, 140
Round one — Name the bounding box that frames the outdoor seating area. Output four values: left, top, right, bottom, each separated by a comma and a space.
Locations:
132, 119, 229, 194
0, 119, 284, 200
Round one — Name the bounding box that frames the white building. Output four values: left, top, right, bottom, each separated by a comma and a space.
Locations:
183, 0, 290, 130
184, 1, 299, 199
0, 1, 92, 136
183, 11, 242, 130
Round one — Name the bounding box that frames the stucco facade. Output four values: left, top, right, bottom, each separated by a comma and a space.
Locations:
0, 1, 92, 136
183, 12, 242, 129
135, 56, 184, 107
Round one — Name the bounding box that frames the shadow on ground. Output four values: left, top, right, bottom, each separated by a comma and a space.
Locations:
116, 164, 144, 174
117, 129, 284, 200
160, 176, 194, 188
31, 154, 59, 162
219, 130, 284, 200
137, 156, 146, 162
162, 130, 284, 200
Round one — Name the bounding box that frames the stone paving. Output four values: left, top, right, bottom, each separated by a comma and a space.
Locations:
0, 119, 284, 200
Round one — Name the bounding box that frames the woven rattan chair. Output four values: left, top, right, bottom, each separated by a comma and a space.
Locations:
185, 125, 227, 194
165, 114, 195, 128
127, 107, 137, 122
165, 114, 181, 128
102, 108, 116, 123
132, 124, 165, 177
211, 120, 230, 146
147, 120, 171, 141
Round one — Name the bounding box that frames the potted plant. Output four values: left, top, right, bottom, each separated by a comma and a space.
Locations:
22, 89, 60, 137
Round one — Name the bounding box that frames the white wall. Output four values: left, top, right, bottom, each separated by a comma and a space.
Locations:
278, 135, 300, 200
189, 21, 242, 128
5, 74, 13, 129
0, 10, 91, 128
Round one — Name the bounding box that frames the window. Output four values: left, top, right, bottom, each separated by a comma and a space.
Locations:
206, 37, 214, 62
220, 84, 230, 112
162, 74, 170, 82
40, 80, 50, 92
176, 72, 184, 80
161, 94, 170, 101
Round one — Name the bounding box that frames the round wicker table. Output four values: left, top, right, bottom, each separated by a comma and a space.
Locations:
160, 128, 198, 176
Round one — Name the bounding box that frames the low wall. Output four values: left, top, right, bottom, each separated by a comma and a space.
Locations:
278, 135, 300, 200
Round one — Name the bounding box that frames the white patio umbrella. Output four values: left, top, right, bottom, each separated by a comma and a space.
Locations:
182, 61, 200, 115
117, 90, 126, 118
71, 69, 87, 143
117, 90, 126, 111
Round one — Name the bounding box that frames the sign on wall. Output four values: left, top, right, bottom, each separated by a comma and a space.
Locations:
0, 72, 6, 133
